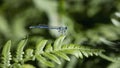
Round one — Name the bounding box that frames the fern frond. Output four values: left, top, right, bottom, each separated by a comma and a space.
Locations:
53, 35, 65, 50
14, 39, 28, 63
36, 55, 54, 67
45, 44, 53, 52
43, 53, 61, 64
25, 49, 34, 59
35, 40, 48, 55
54, 51, 70, 61
24, 49, 34, 62
35, 36, 103, 67
1, 40, 12, 68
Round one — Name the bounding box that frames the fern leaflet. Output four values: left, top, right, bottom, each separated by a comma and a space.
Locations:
1, 40, 12, 68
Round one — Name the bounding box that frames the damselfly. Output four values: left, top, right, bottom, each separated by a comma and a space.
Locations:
29, 24, 67, 34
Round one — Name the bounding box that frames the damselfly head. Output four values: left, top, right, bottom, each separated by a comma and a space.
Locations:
57, 26, 67, 35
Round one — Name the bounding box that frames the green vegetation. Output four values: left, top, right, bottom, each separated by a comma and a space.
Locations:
0, 0, 120, 68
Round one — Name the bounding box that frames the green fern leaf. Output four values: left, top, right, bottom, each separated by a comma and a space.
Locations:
45, 44, 53, 52
73, 50, 83, 58
1, 40, 12, 68
24, 49, 35, 62
78, 51, 83, 58
36, 55, 54, 67
53, 35, 65, 50
54, 51, 70, 61
87, 51, 94, 56
43, 53, 61, 64
15, 39, 27, 62
25, 49, 34, 58
81, 51, 89, 57
35, 40, 48, 55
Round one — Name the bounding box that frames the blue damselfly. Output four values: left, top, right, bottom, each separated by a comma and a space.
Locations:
29, 24, 67, 34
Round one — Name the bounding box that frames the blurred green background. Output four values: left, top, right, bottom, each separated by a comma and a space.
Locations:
0, 0, 120, 68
